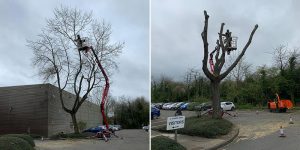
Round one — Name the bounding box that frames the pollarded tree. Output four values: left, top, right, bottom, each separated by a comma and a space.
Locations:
201, 11, 258, 118
28, 6, 123, 133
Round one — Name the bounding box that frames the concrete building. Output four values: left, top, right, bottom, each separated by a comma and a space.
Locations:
0, 84, 102, 137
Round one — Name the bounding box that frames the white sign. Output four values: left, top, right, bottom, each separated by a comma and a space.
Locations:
166, 116, 185, 130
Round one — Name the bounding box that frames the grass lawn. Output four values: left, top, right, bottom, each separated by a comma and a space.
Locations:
155, 116, 233, 138
151, 136, 186, 150
49, 132, 90, 140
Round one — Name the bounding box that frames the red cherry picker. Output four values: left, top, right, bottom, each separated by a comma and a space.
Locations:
75, 35, 115, 141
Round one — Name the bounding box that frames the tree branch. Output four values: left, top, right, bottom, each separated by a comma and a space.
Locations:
201, 10, 214, 81
220, 24, 258, 79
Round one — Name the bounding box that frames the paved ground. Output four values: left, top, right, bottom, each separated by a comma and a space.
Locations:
152, 109, 300, 150
221, 109, 300, 150
35, 129, 149, 150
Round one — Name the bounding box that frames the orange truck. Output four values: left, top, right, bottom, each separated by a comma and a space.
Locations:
268, 93, 293, 112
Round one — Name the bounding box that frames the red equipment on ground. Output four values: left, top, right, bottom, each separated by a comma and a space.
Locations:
268, 93, 293, 113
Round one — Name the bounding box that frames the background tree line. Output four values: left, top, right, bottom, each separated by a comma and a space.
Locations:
152, 45, 300, 107
106, 97, 149, 129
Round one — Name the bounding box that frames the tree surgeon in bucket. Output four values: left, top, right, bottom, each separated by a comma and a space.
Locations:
76, 35, 115, 142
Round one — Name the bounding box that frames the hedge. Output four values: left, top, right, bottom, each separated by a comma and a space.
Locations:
0, 136, 33, 150
3, 134, 35, 147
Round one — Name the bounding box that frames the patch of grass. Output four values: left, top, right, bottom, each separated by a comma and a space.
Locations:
63, 133, 89, 138
155, 116, 233, 138
237, 103, 257, 109
50, 132, 89, 140
151, 136, 186, 150
2, 134, 35, 147
237, 104, 267, 110
292, 107, 300, 110
0, 136, 34, 150
28, 133, 42, 139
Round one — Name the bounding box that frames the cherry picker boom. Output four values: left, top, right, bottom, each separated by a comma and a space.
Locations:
76, 35, 112, 141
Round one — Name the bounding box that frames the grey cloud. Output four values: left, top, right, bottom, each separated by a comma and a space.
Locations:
152, 0, 300, 81
0, 0, 149, 99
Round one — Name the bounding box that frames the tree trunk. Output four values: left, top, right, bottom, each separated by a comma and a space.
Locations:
211, 80, 222, 119
71, 113, 79, 134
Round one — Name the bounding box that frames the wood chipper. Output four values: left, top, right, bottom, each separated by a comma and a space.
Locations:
75, 35, 115, 141
268, 93, 293, 112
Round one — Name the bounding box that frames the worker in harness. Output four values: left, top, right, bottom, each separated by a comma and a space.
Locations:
209, 30, 238, 73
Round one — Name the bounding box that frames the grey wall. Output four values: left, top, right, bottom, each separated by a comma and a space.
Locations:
0, 84, 48, 136
47, 84, 102, 136
0, 84, 102, 137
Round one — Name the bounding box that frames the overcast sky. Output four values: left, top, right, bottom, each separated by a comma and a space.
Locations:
0, 0, 149, 99
152, 0, 300, 81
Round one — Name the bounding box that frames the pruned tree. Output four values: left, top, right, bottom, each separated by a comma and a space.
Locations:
28, 6, 123, 133
201, 11, 258, 118
228, 56, 252, 82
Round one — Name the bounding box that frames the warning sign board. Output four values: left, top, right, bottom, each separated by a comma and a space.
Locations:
166, 116, 185, 130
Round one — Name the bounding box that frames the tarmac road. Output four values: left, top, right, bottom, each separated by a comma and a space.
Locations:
35, 129, 149, 150
221, 109, 300, 150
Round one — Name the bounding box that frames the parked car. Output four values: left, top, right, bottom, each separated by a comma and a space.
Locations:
221, 101, 235, 111
174, 102, 185, 109
109, 125, 122, 131
165, 103, 175, 110
162, 103, 172, 109
180, 103, 189, 110
142, 125, 149, 132
154, 103, 164, 109
194, 102, 212, 111
170, 102, 180, 110
83, 125, 106, 133
151, 106, 160, 119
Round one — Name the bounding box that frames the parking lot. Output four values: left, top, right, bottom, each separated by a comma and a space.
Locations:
222, 109, 300, 150
152, 109, 300, 149
224, 110, 299, 140
35, 129, 149, 150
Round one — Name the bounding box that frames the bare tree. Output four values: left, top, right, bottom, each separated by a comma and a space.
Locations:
273, 45, 289, 75
91, 89, 116, 122
28, 6, 123, 133
228, 57, 252, 84
201, 11, 258, 118
185, 68, 203, 100
184, 69, 193, 101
